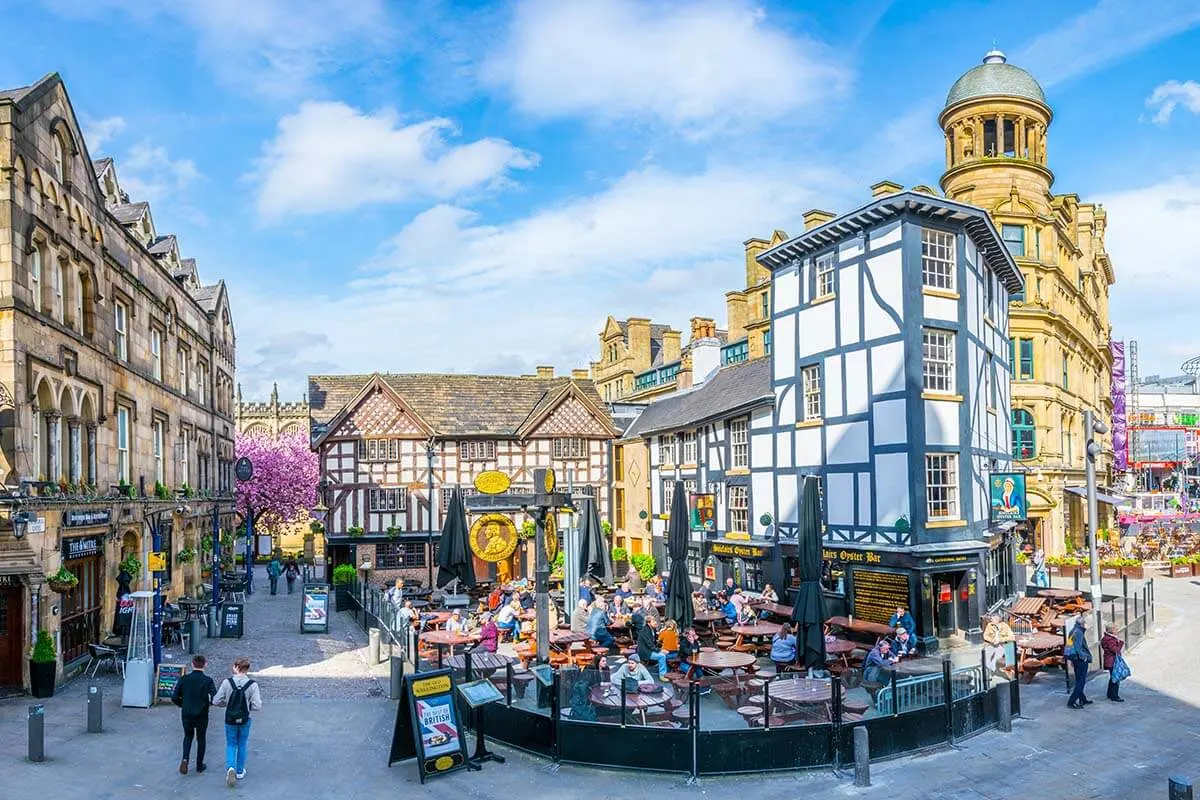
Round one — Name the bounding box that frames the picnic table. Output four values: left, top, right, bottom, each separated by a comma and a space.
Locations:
824, 638, 858, 668
1009, 596, 1047, 617
826, 616, 894, 638
446, 651, 514, 675
550, 630, 590, 650
729, 622, 781, 653
420, 611, 453, 628
420, 630, 478, 668
767, 677, 845, 715
749, 600, 793, 618
589, 682, 675, 725
1037, 588, 1082, 601
692, 650, 756, 690
891, 657, 945, 677
1014, 631, 1064, 683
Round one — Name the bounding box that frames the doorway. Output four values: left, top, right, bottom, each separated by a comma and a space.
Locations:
0, 584, 25, 688
932, 570, 970, 639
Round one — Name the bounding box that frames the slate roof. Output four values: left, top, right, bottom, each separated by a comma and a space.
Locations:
625, 357, 772, 438
92, 157, 113, 176
110, 201, 149, 224
945, 50, 1045, 108
0, 85, 32, 103
308, 373, 615, 437
148, 234, 177, 256
190, 284, 221, 312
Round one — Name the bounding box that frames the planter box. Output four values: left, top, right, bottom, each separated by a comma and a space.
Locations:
1100, 566, 1121, 580
1049, 564, 1081, 579
1121, 566, 1145, 580
1171, 564, 1194, 578
29, 661, 56, 698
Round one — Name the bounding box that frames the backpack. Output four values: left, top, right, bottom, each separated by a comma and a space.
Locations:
224, 678, 255, 725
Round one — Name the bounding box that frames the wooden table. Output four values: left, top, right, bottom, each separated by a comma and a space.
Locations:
1014, 631, 1064, 683
420, 611, 453, 628
730, 622, 782, 653
1037, 588, 1082, 601
692, 650, 756, 690
589, 682, 675, 724
420, 630, 478, 667
177, 598, 206, 620
826, 616, 894, 638
1009, 596, 1047, 617
824, 638, 857, 668
550, 630, 590, 650
445, 651, 514, 675
749, 600, 793, 618
767, 677, 845, 714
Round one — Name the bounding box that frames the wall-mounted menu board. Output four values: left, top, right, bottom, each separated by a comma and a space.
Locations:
850, 568, 909, 624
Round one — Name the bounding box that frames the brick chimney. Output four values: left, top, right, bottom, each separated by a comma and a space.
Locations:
688, 317, 721, 387
677, 351, 694, 390
661, 328, 682, 365
803, 209, 836, 231
570, 368, 589, 380
871, 180, 904, 198
535, 366, 555, 379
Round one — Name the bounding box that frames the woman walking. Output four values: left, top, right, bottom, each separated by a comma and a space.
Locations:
1065, 617, 1093, 709
1101, 624, 1127, 702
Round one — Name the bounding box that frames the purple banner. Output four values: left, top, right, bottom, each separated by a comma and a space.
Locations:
1111, 341, 1128, 471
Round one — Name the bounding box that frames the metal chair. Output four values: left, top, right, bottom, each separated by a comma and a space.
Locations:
86, 643, 124, 678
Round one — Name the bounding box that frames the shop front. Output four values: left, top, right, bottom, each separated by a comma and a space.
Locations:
59, 529, 106, 666
702, 540, 780, 593
0, 573, 29, 690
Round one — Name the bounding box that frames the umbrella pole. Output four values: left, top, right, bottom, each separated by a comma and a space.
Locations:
534, 508, 550, 665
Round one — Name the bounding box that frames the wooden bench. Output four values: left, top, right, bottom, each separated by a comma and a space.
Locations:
1010, 596, 1047, 617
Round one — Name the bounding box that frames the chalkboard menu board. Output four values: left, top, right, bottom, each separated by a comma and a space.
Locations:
220, 603, 244, 638
155, 663, 187, 704
851, 568, 909, 624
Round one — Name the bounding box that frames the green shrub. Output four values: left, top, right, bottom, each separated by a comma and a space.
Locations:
611, 546, 628, 563
347, 526, 364, 538
119, 554, 142, 575
630, 553, 656, 581
601, 520, 613, 536
31, 630, 56, 663
332, 564, 357, 585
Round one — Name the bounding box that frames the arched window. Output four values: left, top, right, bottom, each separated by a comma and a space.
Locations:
54, 260, 65, 323
1012, 409, 1036, 460
30, 247, 42, 313
73, 270, 84, 334
52, 135, 65, 183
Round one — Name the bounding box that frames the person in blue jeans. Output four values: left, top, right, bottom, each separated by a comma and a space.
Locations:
212, 657, 263, 786
587, 598, 615, 650
1065, 617, 1093, 709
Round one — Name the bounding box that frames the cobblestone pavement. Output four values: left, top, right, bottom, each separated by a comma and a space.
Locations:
1, 570, 1197, 798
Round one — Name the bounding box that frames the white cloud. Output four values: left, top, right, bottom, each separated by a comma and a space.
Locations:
483, 0, 848, 134
1146, 80, 1200, 124
1014, 0, 1200, 88
43, 0, 389, 98
252, 101, 538, 223
234, 160, 841, 396
82, 116, 126, 153
117, 140, 202, 203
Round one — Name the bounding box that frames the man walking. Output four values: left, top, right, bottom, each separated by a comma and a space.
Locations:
266, 556, 282, 595
172, 654, 216, 775
212, 657, 263, 787
1066, 617, 1093, 709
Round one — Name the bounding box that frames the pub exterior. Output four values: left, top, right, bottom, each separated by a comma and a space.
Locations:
760, 191, 1024, 648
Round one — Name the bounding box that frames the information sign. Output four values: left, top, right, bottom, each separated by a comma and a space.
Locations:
155, 663, 187, 704
220, 603, 244, 638
388, 669, 470, 783
850, 568, 909, 625
301, 584, 330, 633
147, 552, 167, 572
457, 678, 504, 708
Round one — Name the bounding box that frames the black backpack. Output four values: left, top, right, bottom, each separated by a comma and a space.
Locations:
224, 678, 255, 725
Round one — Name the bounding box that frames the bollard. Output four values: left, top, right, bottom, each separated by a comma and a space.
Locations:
389, 655, 405, 700
996, 680, 1012, 733
188, 619, 200, 654
87, 684, 103, 733
1169, 776, 1194, 800
28, 704, 45, 762
207, 605, 220, 639
852, 725, 870, 787
368, 627, 381, 665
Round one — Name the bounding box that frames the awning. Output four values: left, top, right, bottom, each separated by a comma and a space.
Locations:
1064, 486, 1131, 507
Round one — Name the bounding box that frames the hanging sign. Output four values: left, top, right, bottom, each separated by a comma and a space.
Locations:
473, 470, 511, 495
989, 472, 1027, 521
147, 552, 167, 572
689, 493, 716, 532
388, 669, 469, 783
301, 583, 330, 633
544, 514, 558, 563
62, 534, 103, 560
235, 457, 253, 482
468, 514, 518, 563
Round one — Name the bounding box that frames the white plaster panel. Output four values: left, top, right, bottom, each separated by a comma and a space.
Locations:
775, 313, 796, 380
751, 408, 773, 430
777, 384, 796, 427
857, 472, 872, 525
872, 398, 907, 446
776, 474, 799, 526
871, 220, 901, 249
824, 354, 844, 418
844, 349, 868, 414
799, 300, 836, 355
924, 399, 961, 446
751, 432, 772, 468
751, 472, 773, 534
863, 248, 903, 339
839, 265, 861, 347
965, 236, 977, 267
795, 427, 822, 467
775, 430, 793, 469
874, 452, 910, 525
827, 472, 855, 525
870, 340, 905, 394
922, 294, 958, 323
826, 421, 869, 465
776, 265, 800, 312
839, 236, 864, 260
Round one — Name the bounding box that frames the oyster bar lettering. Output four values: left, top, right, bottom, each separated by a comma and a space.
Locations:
710, 542, 768, 559
823, 548, 882, 564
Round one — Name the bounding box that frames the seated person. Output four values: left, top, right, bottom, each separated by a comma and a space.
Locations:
646, 577, 666, 602
495, 600, 520, 641
610, 654, 655, 686
890, 626, 918, 658
863, 639, 895, 687
736, 600, 757, 625
691, 591, 708, 616
518, 589, 535, 611
570, 599, 591, 633
720, 593, 738, 624
445, 610, 469, 635
982, 614, 1015, 674
760, 584, 779, 603
587, 598, 615, 650
770, 623, 798, 671
657, 620, 681, 679
887, 605, 916, 638
678, 627, 702, 680
613, 582, 633, 609
397, 600, 418, 630
478, 613, 499, 653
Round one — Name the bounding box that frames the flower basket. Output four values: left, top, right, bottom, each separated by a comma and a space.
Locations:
1100, 564, 1121, 580
46, 566, 79, 594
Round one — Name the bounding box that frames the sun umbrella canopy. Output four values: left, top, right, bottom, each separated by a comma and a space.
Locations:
577, 497, 614, 583
665, 480, 694, 628
791, 475, 827, 669
436, 488, 475, 589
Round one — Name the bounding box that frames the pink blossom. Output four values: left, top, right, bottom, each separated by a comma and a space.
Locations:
234, 431, 318, 531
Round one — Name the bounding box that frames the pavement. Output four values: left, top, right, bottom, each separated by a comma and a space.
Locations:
2, 569, 1198, 799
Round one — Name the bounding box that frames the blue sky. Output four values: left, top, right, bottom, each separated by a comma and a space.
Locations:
3, 0, 1199, 400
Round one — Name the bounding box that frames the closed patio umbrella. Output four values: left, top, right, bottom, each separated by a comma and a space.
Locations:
435, 488, 476, 590
791, 475, 827, 670
577, 497, 614, 584
665, 480, 694, 628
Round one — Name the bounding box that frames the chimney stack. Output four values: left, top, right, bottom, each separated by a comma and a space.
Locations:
871, 180, 904, 198
570, 368, 589, 380
535, 366, 555, 379
803, 209, 836, 231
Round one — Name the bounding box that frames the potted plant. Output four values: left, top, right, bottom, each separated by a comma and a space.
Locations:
1169, 556, 1193, 578
120, 554, 142, 578
630, 553, 657, 582
46, 565, 79, 594
29, 630, 56, 698
386, 526, 400, 540
310, 520, 325, 535
611, 546, 629, 576
117, 481, 135, 498
177, 547, 197, 564
179, 483, 193, 499
1120, 558, 1145, 580
347, 525, 364, 538
154, 481, 171, 500
1099, 558, 1122, 580
332, 563, 357, 611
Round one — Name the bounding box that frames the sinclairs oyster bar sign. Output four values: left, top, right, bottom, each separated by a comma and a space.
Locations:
63, 509, 112, 528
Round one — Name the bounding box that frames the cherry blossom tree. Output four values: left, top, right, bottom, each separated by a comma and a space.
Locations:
234, 431, 318, 533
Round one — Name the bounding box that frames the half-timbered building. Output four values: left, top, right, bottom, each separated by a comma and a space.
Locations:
308, 369, 619, 585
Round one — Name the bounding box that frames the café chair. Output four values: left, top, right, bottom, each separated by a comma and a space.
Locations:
86, 643, 124, 678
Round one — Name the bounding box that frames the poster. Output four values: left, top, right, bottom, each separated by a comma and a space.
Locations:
1111, 341, 1128, 472
689, 493, 716, 532
989, 472, 1027, 521
416, 694, 460, 758
390, 670, 469, 783
301, 584, 329, 633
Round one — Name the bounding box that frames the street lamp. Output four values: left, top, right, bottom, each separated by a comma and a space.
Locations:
1085, 410, 1109, 633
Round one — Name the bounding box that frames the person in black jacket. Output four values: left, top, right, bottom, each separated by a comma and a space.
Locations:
636, 615, 661, 676
172, 654, 217, 775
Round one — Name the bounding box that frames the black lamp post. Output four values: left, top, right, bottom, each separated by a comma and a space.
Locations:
425, 439, 436, 590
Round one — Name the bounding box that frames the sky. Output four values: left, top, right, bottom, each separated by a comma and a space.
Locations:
2, 0, 1199, 400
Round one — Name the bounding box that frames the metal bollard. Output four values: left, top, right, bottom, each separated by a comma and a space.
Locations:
28, 704, 45, 762
188, 619, 201, 654
368, 628, 381, 665
1170, 776, 1194, 800
390, 655, 405, 700
852, 725, 870, 787
996, 680, 1012, 733
87, 684, 103, 733
207, 605, 221, 639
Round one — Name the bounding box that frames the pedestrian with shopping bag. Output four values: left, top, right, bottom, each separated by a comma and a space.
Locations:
1101, 624, 1129, 702
1065, 616, 1093, 709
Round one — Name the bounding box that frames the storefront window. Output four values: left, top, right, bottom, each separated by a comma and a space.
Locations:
686, 546, 701, 578
821, 560, 846, 595
60, 538, 102, 663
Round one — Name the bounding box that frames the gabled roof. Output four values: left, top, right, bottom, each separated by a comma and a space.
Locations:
0, 84, 33, 103
308, 372, 617, 439
92, 157, 113, 177
148, 234, 178, 256
625, 357, 773, 438
110, 201, 149, 225
174, 257, 198, 282
190, 283, 222, 312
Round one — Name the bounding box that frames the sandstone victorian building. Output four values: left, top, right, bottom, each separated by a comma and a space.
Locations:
0, 74, 236, 691
308, 369, 617, 587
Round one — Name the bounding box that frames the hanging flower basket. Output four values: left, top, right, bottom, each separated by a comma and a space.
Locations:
46, 566, 79, 594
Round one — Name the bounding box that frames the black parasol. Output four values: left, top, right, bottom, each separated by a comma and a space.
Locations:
790, 475, 828, 670
435, 488, 476, 589
664, 480, 694, 628
577, 497, 614, 583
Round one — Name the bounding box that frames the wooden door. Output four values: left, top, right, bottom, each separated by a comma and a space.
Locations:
0, 585, 24, 687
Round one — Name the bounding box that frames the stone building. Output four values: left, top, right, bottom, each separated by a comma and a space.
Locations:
0, 74, 236, 692
938, 49, 1116, 554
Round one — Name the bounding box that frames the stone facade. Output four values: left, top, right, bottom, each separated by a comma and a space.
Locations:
0, 74, 236, 690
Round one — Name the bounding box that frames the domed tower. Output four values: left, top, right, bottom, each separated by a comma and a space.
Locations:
938, 49, 1053, 211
